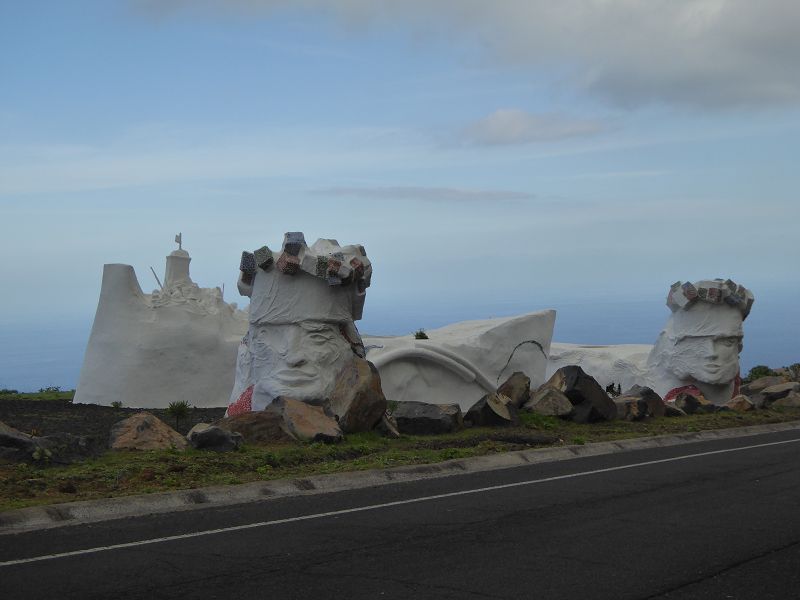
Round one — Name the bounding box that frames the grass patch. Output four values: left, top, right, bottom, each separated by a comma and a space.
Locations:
0, 389, 75, 402
2, 408, 800, 512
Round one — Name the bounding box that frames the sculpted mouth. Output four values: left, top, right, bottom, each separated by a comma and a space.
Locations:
272, 369, 319, 384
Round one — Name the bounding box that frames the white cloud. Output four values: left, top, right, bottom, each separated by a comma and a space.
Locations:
462, 109, 606, 145
139, 0, 800, 109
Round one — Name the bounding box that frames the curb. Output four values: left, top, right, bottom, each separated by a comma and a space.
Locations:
2, 420, 799, 535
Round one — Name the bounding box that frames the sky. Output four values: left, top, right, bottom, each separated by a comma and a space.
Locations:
1, 1, 799, 390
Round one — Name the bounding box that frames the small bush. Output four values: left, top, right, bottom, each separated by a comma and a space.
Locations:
166, 400, 192, 430
110, 401, 123, 409
744, 365, 777, 383
414, 329, 429, 340
0, 388, 19, 395
38, 386, 61, 393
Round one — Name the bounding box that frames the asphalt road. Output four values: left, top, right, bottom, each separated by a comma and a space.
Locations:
3, 429, 800, 600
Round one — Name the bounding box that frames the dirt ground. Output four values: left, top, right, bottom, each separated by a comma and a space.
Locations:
0, 399, 227, 439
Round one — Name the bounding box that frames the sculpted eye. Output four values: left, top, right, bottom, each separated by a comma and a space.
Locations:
719, 337, 739, 347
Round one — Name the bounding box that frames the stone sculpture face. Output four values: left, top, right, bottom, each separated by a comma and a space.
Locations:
227, 233, 372, 416
646, 279, 753, 405
662, 303, 743, 385
250, 321, 353, 403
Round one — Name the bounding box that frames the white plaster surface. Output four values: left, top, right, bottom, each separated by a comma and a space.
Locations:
227, 235, 371, 415
75, 250, 248, 408
646, 301, 745, 404
546, 343, 653, 392
364, 311, 556, 411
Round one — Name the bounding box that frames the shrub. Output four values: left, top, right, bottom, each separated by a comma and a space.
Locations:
744, 365, 777, 383
110, 401, 123, 409
38, 386, 61, 393
166, 400, 192, 430
414, 329, 429, 340
0, 388, 19, 395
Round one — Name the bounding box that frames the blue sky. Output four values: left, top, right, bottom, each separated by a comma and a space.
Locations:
1, 1, 799, 389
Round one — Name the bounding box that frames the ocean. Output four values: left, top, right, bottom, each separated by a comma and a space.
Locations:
0, 293, 796, 392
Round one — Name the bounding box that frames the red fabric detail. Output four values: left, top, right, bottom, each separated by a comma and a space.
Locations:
732, 373, 741, 398
227, 385, 254, 416
664, 384, 703, 403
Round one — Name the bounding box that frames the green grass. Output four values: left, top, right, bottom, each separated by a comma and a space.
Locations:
2, 408, 800, 512
0, 390, 75, 401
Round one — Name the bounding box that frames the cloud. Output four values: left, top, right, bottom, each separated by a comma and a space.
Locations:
311, 185, 535, 203
461, 109, 606, 145
137, 0, 800, 109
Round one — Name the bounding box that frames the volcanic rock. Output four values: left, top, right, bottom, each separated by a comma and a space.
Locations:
187, 423, 243, 451
109, 413, 188, 451
465, 393, 520, 427
392, 401, 463, 435
523, 387, 573, 418
496, 371, 531, 408
329, 358, 388, 433
543, 366, 617, 423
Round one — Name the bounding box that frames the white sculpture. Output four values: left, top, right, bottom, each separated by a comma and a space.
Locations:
226, 233, 372, 416
547, 343, 653, 392
646, 279, 753, 404
364, 311, 556, 411
544, 279, 754, 405
75, 237, 248, 408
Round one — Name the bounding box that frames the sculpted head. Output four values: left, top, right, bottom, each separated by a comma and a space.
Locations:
647, 279, 753, 403
227, 233, 371, 415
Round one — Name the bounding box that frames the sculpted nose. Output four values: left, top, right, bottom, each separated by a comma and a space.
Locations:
284, 329, 306, 367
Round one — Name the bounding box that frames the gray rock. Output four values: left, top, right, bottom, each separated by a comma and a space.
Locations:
109, 413, 188, 451
392, 401, 463, 435
615, 387, 666, 420
465, 393, 520, 427
759, 382, 800, 407
771, 391, 800, 409
673, 390, 715, 415
187, 423, 243, 451
740, 376, 787, 396
267, 397, 343, 443
0, 421, 104, 464
329, 358, 388, 433
664, 403, 688, 417
215, 411, 295, 444
497, 371, 531, 408
724, 395, 755, 413
523, 387, 573, 418
377, 412, 401, 438
0, 421, 40, 462
543, 366, 617, 423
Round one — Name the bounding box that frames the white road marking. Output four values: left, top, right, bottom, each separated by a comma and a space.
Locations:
2, 436, 799, 567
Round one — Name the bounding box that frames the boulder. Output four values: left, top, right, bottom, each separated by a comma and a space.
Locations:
615, 387, 666, 421
377, 412, 401, 439
267, 397, 343, 443
771, 391, 800, 409
614, 396, 648, 421
0, 421, 40, 462
523, 387, 573, 418
109, 413, 188, 451
664, 403, 688, 417
543, 366, 617, 423
723, 395, 755, 413
465, 393, 520, 427
0, 421, 104, 464
37, 433, 106, 464
673, 390, 715, 415
329, 358, 388, 433
757, 382, 800, 408
740, 375, 787, 396
392, 401, 463, 435
496, 371, 531, 408
215, 411, 295, 444
187, 423, 243, 452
